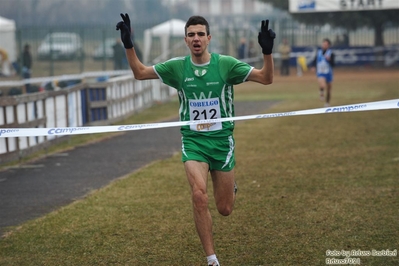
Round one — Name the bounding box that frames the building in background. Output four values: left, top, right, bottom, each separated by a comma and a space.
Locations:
189, 0, 270, 15
161, 0, 274, 58
163, 0, 273, 22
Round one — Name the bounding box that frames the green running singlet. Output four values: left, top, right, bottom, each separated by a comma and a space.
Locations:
154, 53, 253, 170
154, 53, 253, 138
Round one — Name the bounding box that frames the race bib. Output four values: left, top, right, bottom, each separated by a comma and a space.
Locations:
317, 60, 329, 74
189, 97, 222, 132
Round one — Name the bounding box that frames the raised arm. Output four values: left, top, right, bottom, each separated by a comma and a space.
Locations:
247, 19, 275, 85
116, 13, 157, 80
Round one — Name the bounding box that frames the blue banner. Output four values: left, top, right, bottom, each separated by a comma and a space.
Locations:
290, 45, 399, 67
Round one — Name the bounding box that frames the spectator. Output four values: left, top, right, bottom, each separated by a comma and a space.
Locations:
278, 38, 291, 76
21, 44, 33, 93
112, 38, 125, 70
334, 34, 343, 47
248, 40, 257, 58
342, 33, 349, 46
0, 47, 12, 77
237, 37, 247, 59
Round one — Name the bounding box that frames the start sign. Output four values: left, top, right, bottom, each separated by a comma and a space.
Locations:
289, 0, 399, 13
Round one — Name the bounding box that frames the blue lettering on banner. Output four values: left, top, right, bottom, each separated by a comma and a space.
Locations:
298, 0, 316, 10
255, 112, 296, 119
118, 124, 158, 131
187, 118, 223, 125
325, 104, 367, 113
48, 127, 90, 135
189, 100, 219, 108
0, 129, 19, 137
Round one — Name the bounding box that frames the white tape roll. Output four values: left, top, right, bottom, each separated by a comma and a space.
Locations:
0, 99, 398, 138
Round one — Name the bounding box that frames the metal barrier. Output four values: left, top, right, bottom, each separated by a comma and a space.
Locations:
0, 74, 174, 163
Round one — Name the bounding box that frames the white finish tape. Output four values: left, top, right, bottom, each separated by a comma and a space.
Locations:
0, 99, 398, 138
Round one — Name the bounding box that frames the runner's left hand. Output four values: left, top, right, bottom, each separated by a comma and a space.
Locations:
258, 20, 276, 55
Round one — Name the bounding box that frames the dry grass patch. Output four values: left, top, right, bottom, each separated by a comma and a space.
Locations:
0, 69, 398, 265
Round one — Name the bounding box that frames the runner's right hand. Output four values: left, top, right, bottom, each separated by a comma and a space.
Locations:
116, 13, 133, 49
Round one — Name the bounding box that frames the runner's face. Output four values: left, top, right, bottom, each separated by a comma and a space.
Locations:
185, 24, 211, 57
322, 40, 330, 50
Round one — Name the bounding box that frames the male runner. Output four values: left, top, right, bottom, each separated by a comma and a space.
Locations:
116, 13, 275, 266
311, 38, 335, 107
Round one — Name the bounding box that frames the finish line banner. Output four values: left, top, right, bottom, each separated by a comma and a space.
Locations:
289, 0, 399, 13
0, 99, 398, 138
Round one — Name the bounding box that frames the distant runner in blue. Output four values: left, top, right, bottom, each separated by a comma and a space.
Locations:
311, 38, 335, 107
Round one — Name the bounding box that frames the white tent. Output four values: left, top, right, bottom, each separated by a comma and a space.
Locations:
143, 19, 186, 65
0, 16, 17, 62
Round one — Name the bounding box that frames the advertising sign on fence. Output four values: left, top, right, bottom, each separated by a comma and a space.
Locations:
290, 45, 399, 67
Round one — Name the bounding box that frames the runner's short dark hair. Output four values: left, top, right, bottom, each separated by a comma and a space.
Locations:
185, 16, 210, 36
323, 38, 331, 46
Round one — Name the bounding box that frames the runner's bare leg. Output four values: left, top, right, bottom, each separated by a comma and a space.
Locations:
326, 82, 332, 104
211, 169, 236, 216
318, 77, 327, 101
185, 160, 215, 256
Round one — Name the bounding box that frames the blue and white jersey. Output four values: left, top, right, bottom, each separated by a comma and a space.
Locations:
316, 49, 333, 75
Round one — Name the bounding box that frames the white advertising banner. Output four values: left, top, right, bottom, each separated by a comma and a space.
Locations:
289, 0, 399, 13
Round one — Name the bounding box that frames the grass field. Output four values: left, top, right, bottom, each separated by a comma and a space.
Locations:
0, 68, 398, 265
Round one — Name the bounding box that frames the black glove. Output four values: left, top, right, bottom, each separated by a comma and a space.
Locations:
258, 20, 276, 55
116, 13, 133, 49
